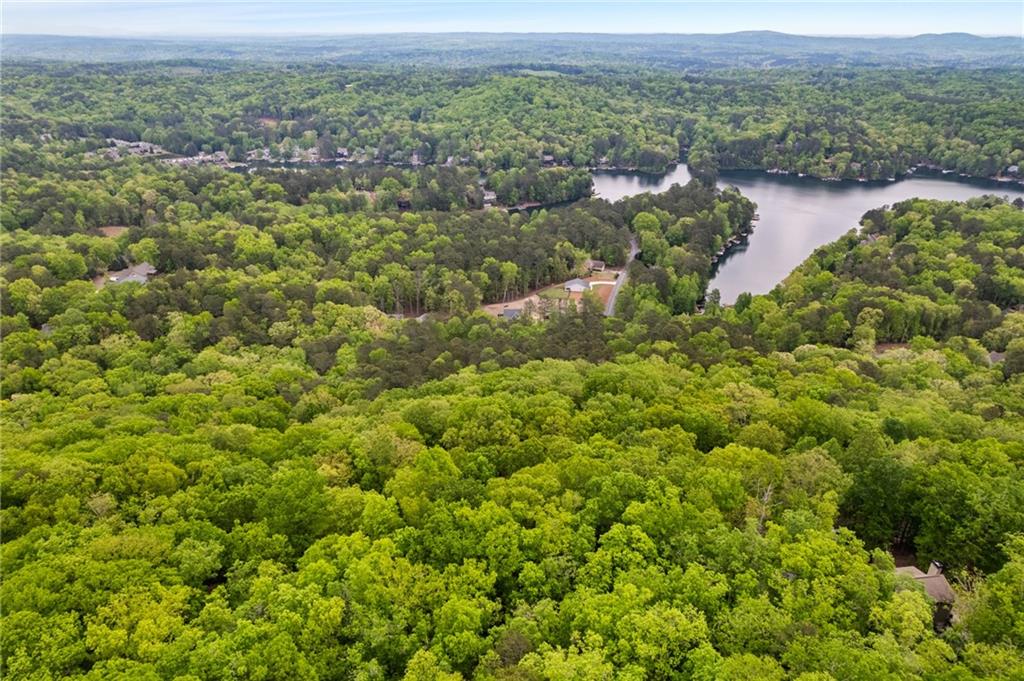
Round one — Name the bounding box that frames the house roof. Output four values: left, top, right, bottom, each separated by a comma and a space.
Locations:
896, 565, 927, 579
503, 308, 522, 319
564, 278, 591, 291
105, 262, 157, 286
896, 563, 955, 603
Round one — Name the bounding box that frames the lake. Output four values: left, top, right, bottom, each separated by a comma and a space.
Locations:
592, 167, 1024, 304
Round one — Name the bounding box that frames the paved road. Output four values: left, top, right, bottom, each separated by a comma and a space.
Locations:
604, 237, 639, 316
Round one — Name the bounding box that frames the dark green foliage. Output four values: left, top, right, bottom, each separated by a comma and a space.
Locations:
4, 64, 1022, 178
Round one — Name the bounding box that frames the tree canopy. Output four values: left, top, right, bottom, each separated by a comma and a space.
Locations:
3, 56, 1024, 680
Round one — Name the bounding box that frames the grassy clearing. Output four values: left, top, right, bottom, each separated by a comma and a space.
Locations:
538, 287, 569, 300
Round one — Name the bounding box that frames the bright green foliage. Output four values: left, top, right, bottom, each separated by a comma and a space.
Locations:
2, 58, 1024, 678
3, 332, 1024, 677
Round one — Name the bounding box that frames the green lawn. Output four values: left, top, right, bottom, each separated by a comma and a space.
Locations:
538, 287, 569, 300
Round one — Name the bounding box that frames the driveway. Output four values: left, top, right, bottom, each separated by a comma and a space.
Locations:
605, 236, 639, 316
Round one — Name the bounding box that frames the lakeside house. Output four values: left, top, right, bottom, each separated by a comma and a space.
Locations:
166, 150, 230, 167
90, 139, 170, 161
110, 139, 164, 155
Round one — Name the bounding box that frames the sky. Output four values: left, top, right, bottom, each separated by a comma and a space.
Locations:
2, 1, 1022, 37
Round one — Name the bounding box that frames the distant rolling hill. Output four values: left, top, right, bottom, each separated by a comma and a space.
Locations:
3, 32, 1021, 68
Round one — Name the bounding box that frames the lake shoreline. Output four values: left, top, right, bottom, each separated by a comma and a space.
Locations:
718, 165, 1024, 191
209, 155, 1024, 190
593, 164, 1024, 305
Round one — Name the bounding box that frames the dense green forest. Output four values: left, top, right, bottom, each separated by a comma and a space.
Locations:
3, 43, 1024, 679
4, 172, 1024, 679
0, 161, 594, 223
1, 162, 756, 319
4, 63, 1023, 178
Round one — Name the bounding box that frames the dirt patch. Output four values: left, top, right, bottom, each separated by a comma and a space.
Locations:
97, 226, 129, 238
874, 343, 910, 355
588, 281, 615, 307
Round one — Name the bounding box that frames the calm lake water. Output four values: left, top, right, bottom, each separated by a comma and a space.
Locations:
592, 167, 1024, 304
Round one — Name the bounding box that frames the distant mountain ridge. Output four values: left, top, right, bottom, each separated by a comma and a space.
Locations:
4, 31, 1020, 67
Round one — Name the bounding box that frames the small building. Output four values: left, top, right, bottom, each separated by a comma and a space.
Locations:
106, 139, 168, 157
895, 562, 955, 631
564, 278, 591, 294
131, 141, 161, 155
102, 262, 157, 287
502, 308, 522, 320
542, 154, 555, 165
584, 259, 605, 272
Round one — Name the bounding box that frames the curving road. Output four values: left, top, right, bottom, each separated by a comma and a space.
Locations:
604, 237, 639, 316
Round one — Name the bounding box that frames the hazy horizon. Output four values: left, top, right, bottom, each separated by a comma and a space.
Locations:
3, 1, 1021, 37
4, 30, 1019, 39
